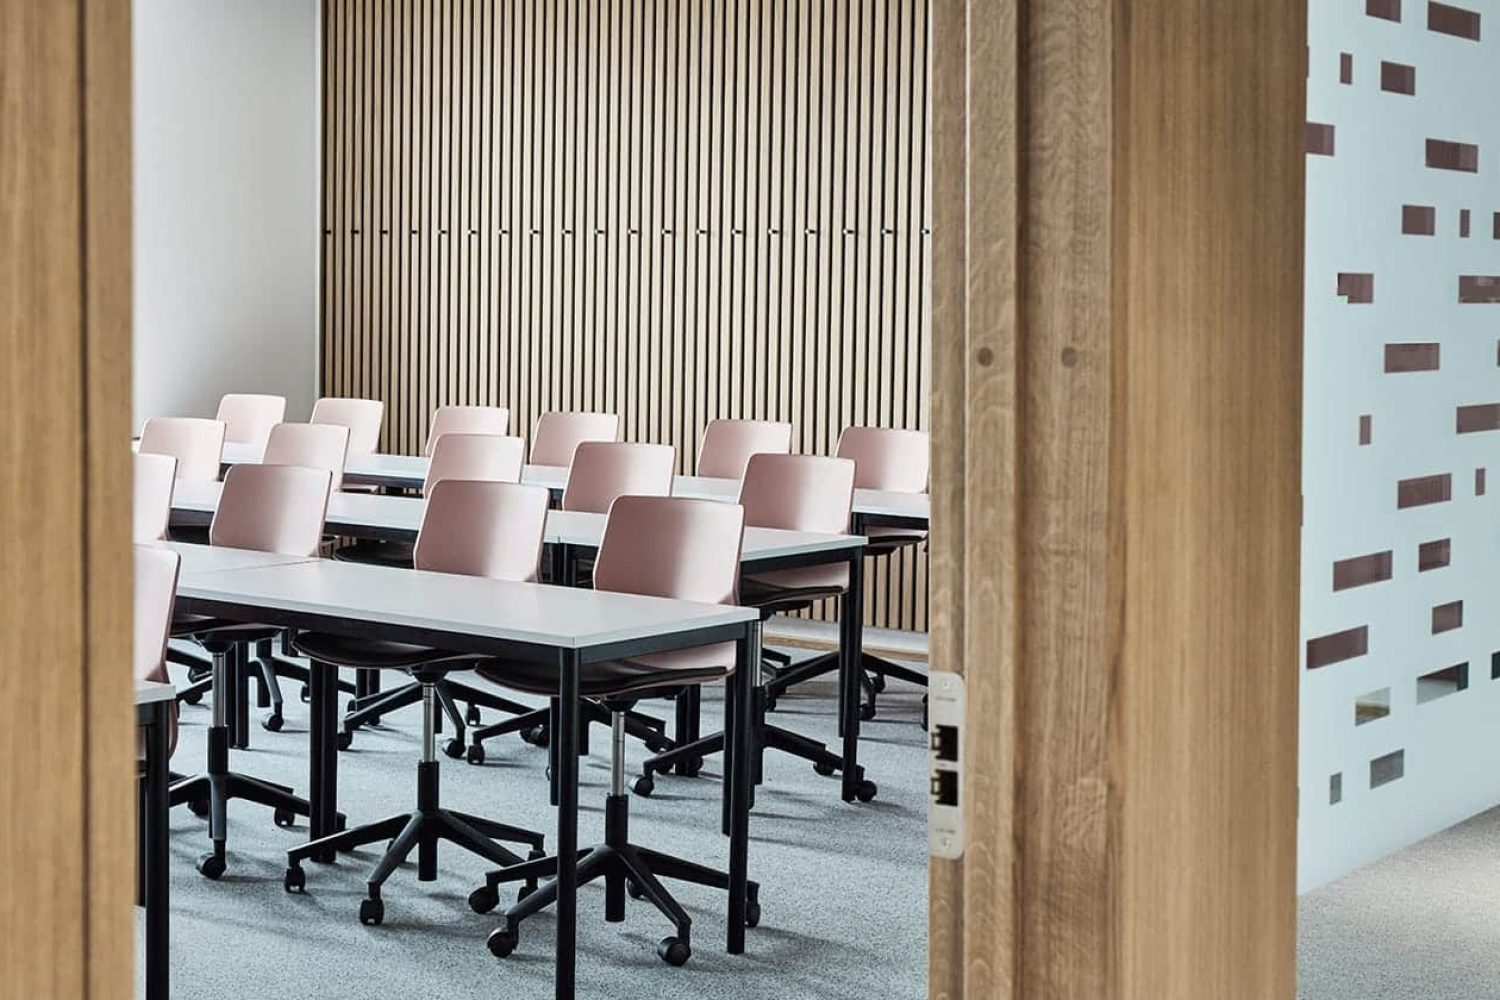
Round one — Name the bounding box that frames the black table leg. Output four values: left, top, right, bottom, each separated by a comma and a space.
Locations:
727, 622, 757, 954
308, 661, 338, 859
841, 549, 866, 802
555, 649, 581, 1000
142, 701, 170, 1000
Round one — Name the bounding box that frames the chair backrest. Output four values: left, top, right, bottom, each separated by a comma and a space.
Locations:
215, 393, 287, 447
262, 422, 351, 491
594, 495, 745, 605
835, 426, 930, 493
424, 434, 526, 492
138, 417, 226, 482
424, 404, 510, 455
311, 397, 385, 454
134, 544, 181, 685
133, 452, 178, 543
210, 463, 331, 556
529, 411, 620, 466
697, 419, 794, 480
561, 441, 676, 514
738, 453, 855, 534
414, 480, 551, 581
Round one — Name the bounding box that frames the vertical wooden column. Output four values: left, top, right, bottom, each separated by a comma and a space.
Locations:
928, 1, 1304, 997
0, 1, 132, 997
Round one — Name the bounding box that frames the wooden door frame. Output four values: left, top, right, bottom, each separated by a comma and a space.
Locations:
927, 2, 1305, 997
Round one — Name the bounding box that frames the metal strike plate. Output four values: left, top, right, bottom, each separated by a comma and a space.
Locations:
928, 670, 965, 860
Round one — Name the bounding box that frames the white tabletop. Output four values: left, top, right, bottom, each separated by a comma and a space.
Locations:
176, 559, 758, 651
169, 481, 864, 562
135, 680, 176, 706
164, 539, 320, 574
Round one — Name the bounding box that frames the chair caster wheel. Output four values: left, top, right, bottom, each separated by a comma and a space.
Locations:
358, 897, 384, 926
633, 775, 655, 797
337, 730, 354, 751
521, 725, 548, 747
188, 797, 210, 818
764, 695, 778, 712
813, 762, 836, 777
273, 808, 296, 828
196, 852, 226, 880
283, 866, 306, 893
487, 926, 519, 958
859, 703, 877, 722
468, 885, 500, 914
657, 936, 691, 967
262, 711, 284, 732
645, 736, 674, 754
855, 779, 878, 803
443, 738, 465, 759
869, 673, 887, 693
465, 704, 482, 725
628, 880, 646, 900
465, 743, 486, 765
745, 901, 762, 928
300, 685, 311, 703
517, 883, 536, 903
181, 690, 204, 706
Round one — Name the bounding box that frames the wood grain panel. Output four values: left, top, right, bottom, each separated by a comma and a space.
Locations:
0, 0, 132, 996
928, 0, 1302, 996
322, 0, 931, 631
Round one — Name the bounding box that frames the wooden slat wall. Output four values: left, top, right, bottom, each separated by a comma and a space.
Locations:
321, 0, 932, 632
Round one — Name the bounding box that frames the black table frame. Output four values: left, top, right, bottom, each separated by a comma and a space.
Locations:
138, 696, 172, 1000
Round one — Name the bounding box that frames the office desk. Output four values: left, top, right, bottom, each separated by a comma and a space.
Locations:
174, 553, 759, 1000
167, 485, 874, 800
137, 679, 175, 1000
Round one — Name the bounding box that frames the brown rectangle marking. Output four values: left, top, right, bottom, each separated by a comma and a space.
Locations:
1368, 0, 1402, 20
1402, 205, 1436, 235
1398, 473, 1452, 508
1339, 272, 1374, 303
1359, 414, 1373, 445
1340, 53, 1354, 84
1333, 551, 1393, 591
1308, 122, 1336, 156
1428, 139, 1480, 172
1459, 276, 1500, 303
1418, 538, 1451, 571
1307, 627, 1370, 670
1456, 403, 1500, 432
1478, 468, 1488, 496
1370, 749, 1405, 788
1433, 601, 1465, 633
1460, 209, 1472, 237
1428, 2, 1481, 39
1384, 342, 1439, 372
1380, 61, 1416, 94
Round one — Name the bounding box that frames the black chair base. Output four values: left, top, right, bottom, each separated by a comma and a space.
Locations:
465, 698, 673, 766
284, 759, 544, 924
470, 794, 759, 967
858, 651, 928, 724
339, 677, 537, 753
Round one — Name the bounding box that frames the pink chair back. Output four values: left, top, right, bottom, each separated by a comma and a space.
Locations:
739, 454, 855, 534
134, 544, 180, 685
415, 480, 551, 582
311, 397, 385, 454
210, 464, 331, 556
263, 422, 351, 491
424, 434, 526, 492
562, 442, 676, 514
424, 405, 510, 455
216, 393, 287, 446
594, 496, 745, 605
134, 452, 178, 543
836, 426, 930, 493
530, 411, 620, 466
139, 417, 226, 482
697, 419, 794, 480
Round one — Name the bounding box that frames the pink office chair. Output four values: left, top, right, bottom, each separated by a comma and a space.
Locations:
696, 418, 794, 480
139, 416, 226, 482
216, 393, 287, 447
561, 441, 675, 513
134, 453, 178, 543
471, 496, 754, 967
263, 422, 352, 491
529, 411, 620, 467
167, 463, 332, 880
283, 480, 551, 923
637, 454, 863, 796
836, 426, 930, 721
424, 404, 510, 455
135, 544, 182, 757
311, 396, 385, 454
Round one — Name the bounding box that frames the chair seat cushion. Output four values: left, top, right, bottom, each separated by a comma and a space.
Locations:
739, 575, 846, 615
864, 526, 928, 556
476, 642, 736, 699
290, 631, 473, 670
172, 615, 280, 648
333, 539, 416, 568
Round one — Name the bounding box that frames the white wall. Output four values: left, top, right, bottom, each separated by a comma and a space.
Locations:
133, 0, 320, 428
1301, 0, 1500, 892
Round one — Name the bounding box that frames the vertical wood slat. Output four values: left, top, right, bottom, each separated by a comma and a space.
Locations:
322, 0, 931, 632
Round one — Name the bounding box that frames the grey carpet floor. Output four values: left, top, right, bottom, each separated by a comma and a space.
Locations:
137, 652, 929, 999
1299, 805, 1500, 999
